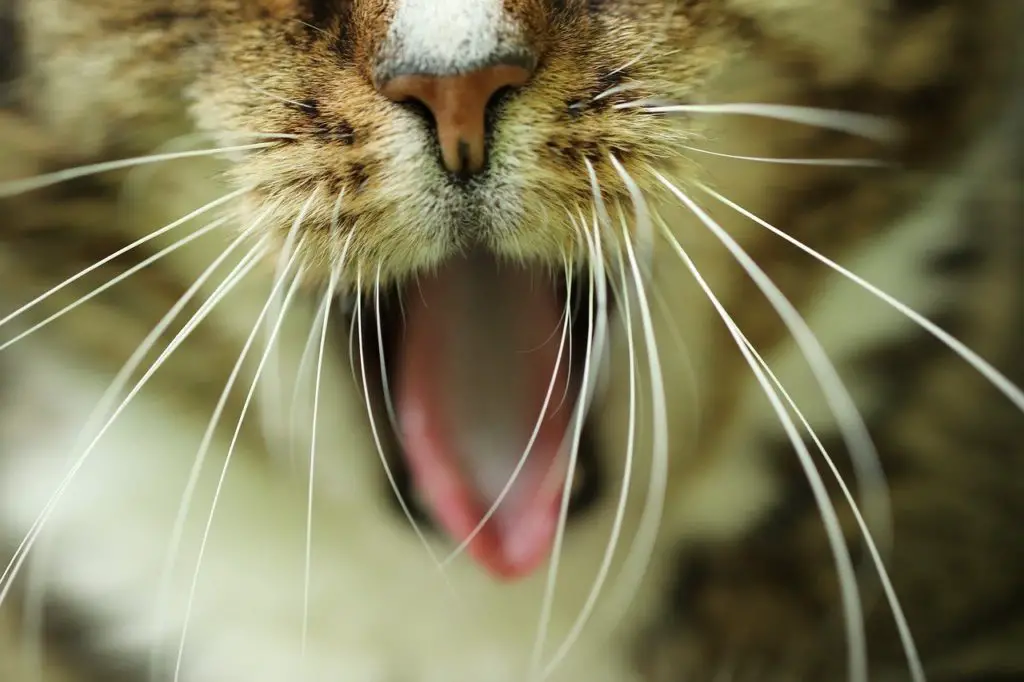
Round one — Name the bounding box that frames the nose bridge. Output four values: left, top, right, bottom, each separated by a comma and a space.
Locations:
378, 0, 531, 79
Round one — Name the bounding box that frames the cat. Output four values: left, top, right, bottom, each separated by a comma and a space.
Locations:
0, 1, 1022, 681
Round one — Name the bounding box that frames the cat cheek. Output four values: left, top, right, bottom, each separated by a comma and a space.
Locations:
259, 0, 304, 17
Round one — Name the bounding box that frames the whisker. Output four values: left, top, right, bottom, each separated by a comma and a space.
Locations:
606, 2, 677, 77
739, 325, 925, 682
648, 286, 702, 442
542, 230, 638, 680
656, 174, 892, 559
293, 18, 333, 39
119, 137, 291, 203
0, 187, 251, 333
354, 272, 454, 588
0, 215, 232, 352
288, 287, 328, 471
529, 171, 614, 676
598, 166, 668, 627
143, 246, 274, 681
288, 229, 353, 471
607, 157, 654, 272
149, 240, 285, 682
608, 49, 653, 78
302, 262, 340, 659
699, 183, 1024, 414
242, 78, 316, 110
552, 250, 575, 414
174, 257, 307, 682
580, 161, 611, 413
592, 81, 649, 103
658, 216, 869, 682
616, 102, 899, 142
299, 230, 353, 655
0, 143, 276, 198
374, 264, 403, 443
262, 192, 318, 459
529, 235, 598, 679
1, 233, 270, 613
347, 294, 361, 388
682, 145, 891, 168
330, 188, 347, 234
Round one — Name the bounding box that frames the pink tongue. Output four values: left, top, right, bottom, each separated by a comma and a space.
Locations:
395, 253, 573, 580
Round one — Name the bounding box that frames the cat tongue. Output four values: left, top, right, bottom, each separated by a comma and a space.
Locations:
395, 253, 572, 580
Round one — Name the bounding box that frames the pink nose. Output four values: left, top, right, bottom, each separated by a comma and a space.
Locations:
378, 64, 533, 177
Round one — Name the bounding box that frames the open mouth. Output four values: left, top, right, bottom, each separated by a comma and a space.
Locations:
348, 249, 603, 580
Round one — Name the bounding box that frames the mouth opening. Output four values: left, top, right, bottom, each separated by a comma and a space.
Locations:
347, 249, 604, 580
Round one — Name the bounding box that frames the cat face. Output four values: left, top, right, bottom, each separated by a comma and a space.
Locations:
12, 0, 1013, 586
162, 0, 1007, 578
182, 0, 747, 578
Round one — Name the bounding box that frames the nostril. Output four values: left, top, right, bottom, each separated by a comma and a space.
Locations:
398, 98, 437, 132
487, 85, 518, 110
486, 85, 518, 118
483, 85, 518, 144
377, 64, 534, 177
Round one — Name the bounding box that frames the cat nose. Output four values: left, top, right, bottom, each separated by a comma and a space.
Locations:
378, 62, 534, 178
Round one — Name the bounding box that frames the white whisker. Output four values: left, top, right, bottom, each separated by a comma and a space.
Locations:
374, 264, 403, 443
659, 174, 893, 547
552, 250, 575, 414
740, 324, 926, 682
648, 286, 702, 442
174, 257, 306, 682
288, 228, 353, 471
659, 216, 869, 682
578, 162, 612, 420
682, 145, 890, 168
1, 233, 270, 614
354, 272, 454, 588
542, 229, 637, 680
288, 288, 328, 471
293, 18, 334, 39
592, 81, 649, 103
699, 183, 1024, 414
300, 230, 353, 657
617, 102, 899, 142
262, 192, 318, 459
347, 295, 361, 388
0, 215, 232, 353
607, 157, 654, 271
0, 187, 250, 333
302, 264, 340, 659
530, 172, 614, 676
529, 238, 597, 679
119, 138, 289, 203
144, 243, 273, 681
599, 165, 668, 628
242, 78, 316, 110
0, 144, 275, 198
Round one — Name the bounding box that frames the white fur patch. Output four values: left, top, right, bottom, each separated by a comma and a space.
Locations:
388, 0, 513, 74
